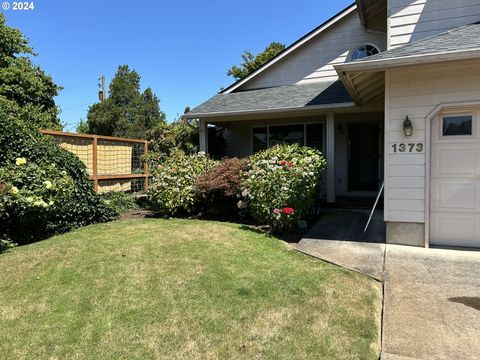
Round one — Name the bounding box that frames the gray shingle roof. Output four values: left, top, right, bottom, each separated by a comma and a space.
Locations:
355, 22, 480, 62
186, 81, 353, 118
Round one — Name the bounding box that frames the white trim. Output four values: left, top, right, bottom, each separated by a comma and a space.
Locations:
326, 113, 336, 203
335, 48, 480, 73
424, 100, 480, 249
199, 119, 208, 153
222, 5, 357, 94
185, 102, 356, 119
384, 70, 390, 221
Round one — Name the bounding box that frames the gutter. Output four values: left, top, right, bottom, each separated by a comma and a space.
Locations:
183, 102, 356, 119
335, 48, 480, 73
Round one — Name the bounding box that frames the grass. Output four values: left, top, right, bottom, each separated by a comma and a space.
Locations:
0, 219, 382, 359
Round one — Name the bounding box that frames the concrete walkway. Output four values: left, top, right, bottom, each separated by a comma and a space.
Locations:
382, 245, 480, 360
298, 233, 480, 359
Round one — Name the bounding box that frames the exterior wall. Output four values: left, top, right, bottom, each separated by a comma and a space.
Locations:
385, 59, 480, 227
238, 10, 386, 90
386, 222, 424, 246
388, 0, 480, 48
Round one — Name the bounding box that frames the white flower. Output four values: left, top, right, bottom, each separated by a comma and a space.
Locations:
26, 197, 34, 203
43, 180, 53, 189
11, 186, 19, 194
48, 201, 54, 206
33, 199, 48, 207
237, 200, 247, 209
15, 158, 27, 166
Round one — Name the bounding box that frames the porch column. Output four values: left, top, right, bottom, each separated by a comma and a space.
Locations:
199, 119, 208, 154
326, 113, 335, 203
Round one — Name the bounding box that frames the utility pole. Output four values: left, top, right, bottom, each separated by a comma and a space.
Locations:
98, 75, 106, 101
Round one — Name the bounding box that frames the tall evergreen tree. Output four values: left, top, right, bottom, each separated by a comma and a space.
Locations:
0, 14, 61, 129
86, 65, 166, 138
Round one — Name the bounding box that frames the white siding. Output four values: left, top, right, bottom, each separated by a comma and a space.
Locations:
385, 59, 480, 223
239, 10, 386, 90
388, 0, 480, 48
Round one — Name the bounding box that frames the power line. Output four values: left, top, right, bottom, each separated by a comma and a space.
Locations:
60, 103, 94, 111
62, 79, 98, 91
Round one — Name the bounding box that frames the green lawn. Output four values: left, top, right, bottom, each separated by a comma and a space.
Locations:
0, 219, 381, 359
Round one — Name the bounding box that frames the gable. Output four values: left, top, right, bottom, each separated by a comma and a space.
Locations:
236, 9, 386, 91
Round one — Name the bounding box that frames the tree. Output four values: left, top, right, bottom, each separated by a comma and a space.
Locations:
0, 14, 61, 129
76, 119, 89, 133
227, 42, 286, 80
86, 65, 166, 138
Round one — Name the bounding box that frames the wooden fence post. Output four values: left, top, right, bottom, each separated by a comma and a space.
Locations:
92, 136, 99, 193
144, 141, 149, 192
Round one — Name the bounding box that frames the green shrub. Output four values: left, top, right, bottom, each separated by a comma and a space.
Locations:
239, 144, 326, 232
0, 239, 15, 253
101, 192, 140, 214
149, 152, 218, 216
0, 116, 116, 244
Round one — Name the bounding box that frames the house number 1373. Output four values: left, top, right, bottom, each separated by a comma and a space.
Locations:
391, 142, 424, 153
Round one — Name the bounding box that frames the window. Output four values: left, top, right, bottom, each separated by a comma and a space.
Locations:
252, 127, 268, 153
442, 115, 473, 136
306, 123, 324, 150
269, 125, 304, 147
350, 44, 380, 61
251, 123, 325, 153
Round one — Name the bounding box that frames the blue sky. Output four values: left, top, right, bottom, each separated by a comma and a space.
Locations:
2, 0, 352, 131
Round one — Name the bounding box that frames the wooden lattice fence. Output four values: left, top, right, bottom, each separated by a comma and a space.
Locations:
41, 130, 151, 193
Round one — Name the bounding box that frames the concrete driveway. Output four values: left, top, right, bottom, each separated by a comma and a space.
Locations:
382, 245, 480, 360
297, 239, 480, 359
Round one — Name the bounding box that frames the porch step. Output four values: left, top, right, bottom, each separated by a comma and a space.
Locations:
305, 210, 385, 243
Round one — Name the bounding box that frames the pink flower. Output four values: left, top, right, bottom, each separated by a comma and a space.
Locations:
273, 208, 280, 214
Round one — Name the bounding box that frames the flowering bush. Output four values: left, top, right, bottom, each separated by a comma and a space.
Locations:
0, 116, 116, 244
239, 144, 326, 232
149, 152, 218, 216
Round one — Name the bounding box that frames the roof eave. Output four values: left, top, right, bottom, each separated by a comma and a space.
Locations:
335, 48, 480, 73
183, 102, 356, 120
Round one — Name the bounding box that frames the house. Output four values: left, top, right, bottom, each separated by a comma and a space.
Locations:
185, 0, 480, 249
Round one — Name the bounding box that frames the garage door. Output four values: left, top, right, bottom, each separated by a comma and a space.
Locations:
431, 112, 480, 248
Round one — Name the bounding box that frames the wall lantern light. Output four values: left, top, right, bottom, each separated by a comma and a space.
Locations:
403, 116, 413, 137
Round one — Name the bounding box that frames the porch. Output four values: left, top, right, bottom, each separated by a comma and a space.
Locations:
198, 109, 385, 204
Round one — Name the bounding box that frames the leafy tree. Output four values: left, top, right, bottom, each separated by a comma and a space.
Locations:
227, 42, 286, 80
76, 119, 90, 133
0, 14, 61, 129
86, 65, 166, 138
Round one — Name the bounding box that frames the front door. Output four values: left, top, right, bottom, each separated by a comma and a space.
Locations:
348, 123, 379, 191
